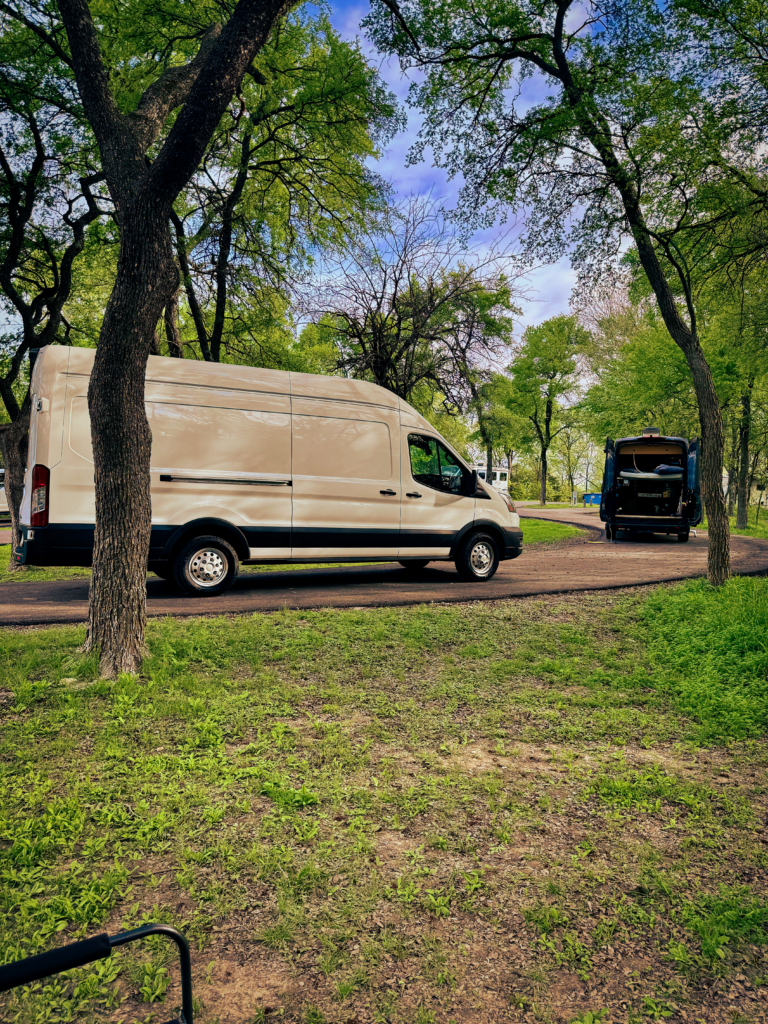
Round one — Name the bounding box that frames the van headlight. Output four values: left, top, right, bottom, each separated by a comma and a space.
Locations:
500, 491, 516, 514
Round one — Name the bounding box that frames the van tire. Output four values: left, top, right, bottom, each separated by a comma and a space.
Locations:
454, 531, 499, 582
677, 531, 690, 543
174, 535, 239, 596
399, 559, 430, 571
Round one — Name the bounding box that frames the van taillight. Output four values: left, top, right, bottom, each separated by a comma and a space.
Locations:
30, 464, 49, 527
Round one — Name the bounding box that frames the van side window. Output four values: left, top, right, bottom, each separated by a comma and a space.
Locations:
408, 434, 466, 494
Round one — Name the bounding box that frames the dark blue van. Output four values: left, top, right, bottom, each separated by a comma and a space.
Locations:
600, 427, 702, 541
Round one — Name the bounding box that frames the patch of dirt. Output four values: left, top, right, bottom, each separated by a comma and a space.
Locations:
200, 958, 291, 1022
374, 830, 415, 867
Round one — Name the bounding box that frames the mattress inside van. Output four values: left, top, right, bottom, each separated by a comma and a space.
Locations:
615, 442, 685, 519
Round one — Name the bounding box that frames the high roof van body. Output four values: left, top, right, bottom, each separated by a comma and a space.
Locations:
600, 429, 702, 541
15, 348, 523, 592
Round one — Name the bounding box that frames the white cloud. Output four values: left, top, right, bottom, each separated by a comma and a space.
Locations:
326, 0, 574, 328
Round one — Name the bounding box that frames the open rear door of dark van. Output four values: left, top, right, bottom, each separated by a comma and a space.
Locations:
599, 438, 615, 522
687, 437, 703, 525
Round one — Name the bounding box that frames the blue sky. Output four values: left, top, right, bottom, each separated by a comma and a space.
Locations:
327, 0, 576, 331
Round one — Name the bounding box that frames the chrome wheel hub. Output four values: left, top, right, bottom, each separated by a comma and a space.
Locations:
188, 548, 227, 587
470, 541, 493, 576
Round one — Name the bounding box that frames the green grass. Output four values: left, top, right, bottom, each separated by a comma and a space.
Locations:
0, 520, 582, 585
520, 518, 584, 544
700, 511, 768, 540
1, 578, 766, 1023
643, 576, 768, 742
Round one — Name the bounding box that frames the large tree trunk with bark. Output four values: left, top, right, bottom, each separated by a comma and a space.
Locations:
685, 343, 729, 583
560, 86, 730, 584
0, 403, 30, 569
84, 211, 176, 675
736, 391, 751, 530
486, 445, 493, 485
57, 0, 292, 676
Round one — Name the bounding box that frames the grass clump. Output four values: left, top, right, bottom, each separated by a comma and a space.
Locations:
642, 576, 768, 742
520, 518, 585, 545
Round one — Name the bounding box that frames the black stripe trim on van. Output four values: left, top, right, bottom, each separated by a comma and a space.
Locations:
159, 475, 291, 486
241, 527, 291, 548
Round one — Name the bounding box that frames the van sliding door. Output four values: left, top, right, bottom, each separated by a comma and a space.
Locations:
290, 398, 401, 559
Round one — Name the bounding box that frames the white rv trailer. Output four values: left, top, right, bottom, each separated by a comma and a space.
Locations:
16, 348, 523, 594
472, 465, 511, 492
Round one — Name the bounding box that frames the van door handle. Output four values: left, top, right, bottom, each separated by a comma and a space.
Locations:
406, 492, 422, 498
380, 488, 397, 495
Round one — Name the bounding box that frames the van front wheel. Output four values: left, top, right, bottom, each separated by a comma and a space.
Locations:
174, 535, 240, 596
455, 532, 499, 582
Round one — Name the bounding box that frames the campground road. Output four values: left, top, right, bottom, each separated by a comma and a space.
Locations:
1, 515, 767, 626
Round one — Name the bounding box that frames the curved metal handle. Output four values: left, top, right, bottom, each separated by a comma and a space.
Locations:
379, 488, 397, 495
406, 492, 422, 498
0, 934, 111, 993
0, 924, 192, 1023
110, 925, 193, 1023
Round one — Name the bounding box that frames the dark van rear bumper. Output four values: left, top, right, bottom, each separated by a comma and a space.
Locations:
607, 518, 694, 534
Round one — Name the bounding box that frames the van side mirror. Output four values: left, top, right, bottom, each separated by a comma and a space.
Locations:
466, 469, 478, 496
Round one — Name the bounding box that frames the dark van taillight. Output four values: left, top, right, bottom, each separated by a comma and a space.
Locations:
30, 464, 49, 527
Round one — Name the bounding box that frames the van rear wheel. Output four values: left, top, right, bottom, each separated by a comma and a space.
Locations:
677, 531, 690, 543
174, 535, 239, 596
455, 531, 499, 582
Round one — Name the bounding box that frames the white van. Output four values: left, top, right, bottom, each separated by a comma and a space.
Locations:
15, 348, 523, 594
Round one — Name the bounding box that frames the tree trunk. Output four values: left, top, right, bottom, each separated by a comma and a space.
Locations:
560, 83, 730, 584
684, 344, 729, 584
727, 419, 738, 517
736, 391, 751, 530
540, 447, 548, 505
165, 288, 184, 358
0, 403, 31, 569
83, 208, 176, 676
486, 445, 493, 486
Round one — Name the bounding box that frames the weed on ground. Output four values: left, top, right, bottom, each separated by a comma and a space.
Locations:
0, 579, 766, 1024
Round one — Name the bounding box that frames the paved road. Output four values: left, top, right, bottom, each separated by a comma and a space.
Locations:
1, 522, 766, 626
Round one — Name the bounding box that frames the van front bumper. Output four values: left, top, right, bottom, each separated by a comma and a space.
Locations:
504, 527, 523, 559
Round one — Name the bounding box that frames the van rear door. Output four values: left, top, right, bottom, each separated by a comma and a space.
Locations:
290, 399, 401, 558
686, 437, 702, 524
599, 438, 615, 522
